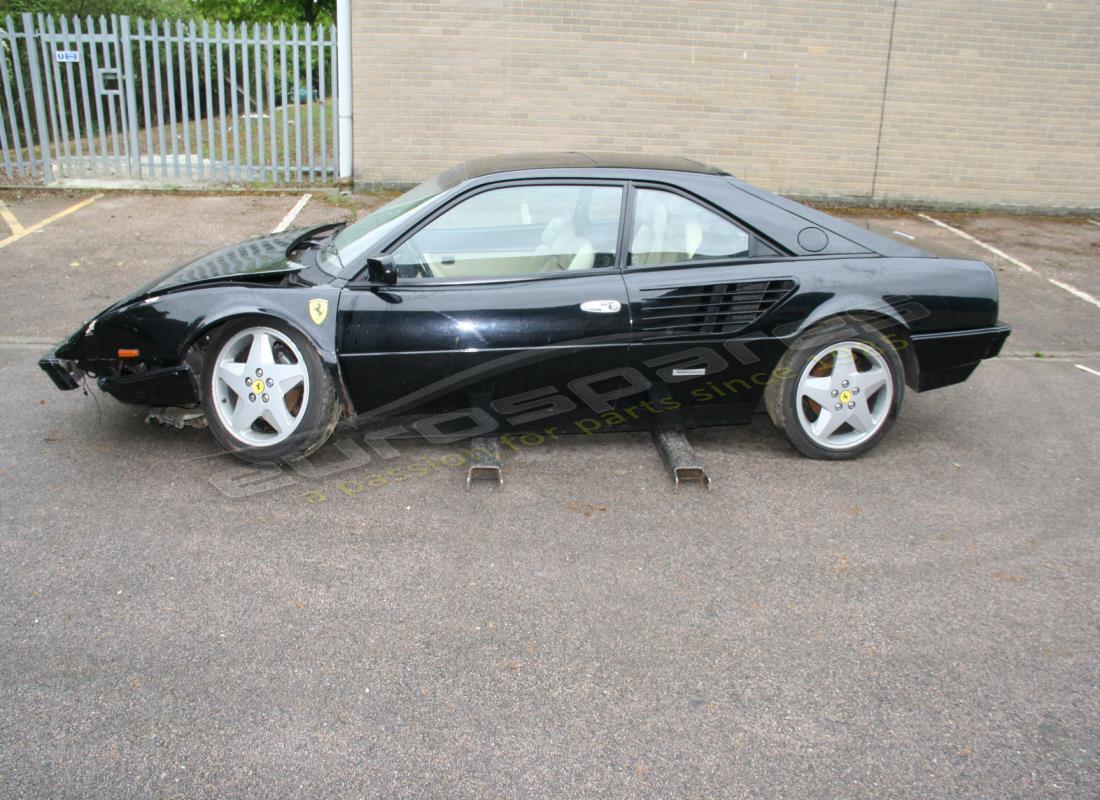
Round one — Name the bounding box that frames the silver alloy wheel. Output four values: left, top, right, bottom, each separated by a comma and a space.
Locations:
211, 326, 311, 447
794, 340, 894, 451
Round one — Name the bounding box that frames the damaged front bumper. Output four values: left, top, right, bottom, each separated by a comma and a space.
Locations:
38, 346, 84, 391
96, 364, 199, 406
39, 342, 200, 406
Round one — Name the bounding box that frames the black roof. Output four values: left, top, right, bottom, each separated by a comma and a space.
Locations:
459, 152, 728, 179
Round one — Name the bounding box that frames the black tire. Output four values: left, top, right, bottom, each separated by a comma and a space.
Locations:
201, 316, 340, 464
764, 318, 906, 460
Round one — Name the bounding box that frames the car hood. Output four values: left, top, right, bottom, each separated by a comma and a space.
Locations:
57, 224, 339, 357
134, 227, 312, 299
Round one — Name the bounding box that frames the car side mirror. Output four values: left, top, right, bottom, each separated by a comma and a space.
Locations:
366, 254, 397, 286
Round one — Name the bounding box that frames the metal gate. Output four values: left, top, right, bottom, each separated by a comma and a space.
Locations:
0, 13, 338, 185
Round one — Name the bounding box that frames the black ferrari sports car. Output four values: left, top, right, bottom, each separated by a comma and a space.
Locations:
40, 152, 1010, 463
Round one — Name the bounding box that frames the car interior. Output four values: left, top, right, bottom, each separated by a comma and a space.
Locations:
629, 189, 751, 266
392, 185, 621, 279
390, 184, 756, 280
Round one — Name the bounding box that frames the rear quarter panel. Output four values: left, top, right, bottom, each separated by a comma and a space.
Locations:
789, 256, 1000, 337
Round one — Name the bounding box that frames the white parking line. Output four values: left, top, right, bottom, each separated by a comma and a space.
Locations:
272, 193, 312, 233
1046, 278, 1100, 310
1001, 351, 1100, 360
918, 212, 1100, 311
917, 213, 1035, 273
0, 336, 59, 349
1087, 219, 1100, 228
1074, 364, 1100, 379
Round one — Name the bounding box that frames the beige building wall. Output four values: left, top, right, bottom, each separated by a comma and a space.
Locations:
349, 0, 1099, 210
873, 0, 1100, 208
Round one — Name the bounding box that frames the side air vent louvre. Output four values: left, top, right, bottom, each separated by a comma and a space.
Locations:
639, 279, 796, 340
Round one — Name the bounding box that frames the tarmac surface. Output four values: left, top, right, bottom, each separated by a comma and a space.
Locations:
1, 188, 1097, 798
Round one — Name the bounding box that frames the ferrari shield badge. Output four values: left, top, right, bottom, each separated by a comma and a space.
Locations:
308, 298, 328, 325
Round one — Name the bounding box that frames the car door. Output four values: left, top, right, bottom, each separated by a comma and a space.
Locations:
337, 181, 633, 434
620, 185, 796, 428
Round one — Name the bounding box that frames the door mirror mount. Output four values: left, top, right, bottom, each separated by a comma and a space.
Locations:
366, 254, 398, 286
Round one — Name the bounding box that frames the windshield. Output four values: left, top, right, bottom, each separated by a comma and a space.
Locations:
318, 167, 462, 276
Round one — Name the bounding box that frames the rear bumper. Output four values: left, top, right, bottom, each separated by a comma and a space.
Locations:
909, 323, 1012, 391
38, 348, 84, 391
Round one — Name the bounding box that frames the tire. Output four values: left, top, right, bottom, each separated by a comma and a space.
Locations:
764, 319, 905, 460
201, 317, 340, 464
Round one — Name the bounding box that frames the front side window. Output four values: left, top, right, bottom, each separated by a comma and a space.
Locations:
629, 188, 754, 267
392, 184, 622, 280
319, 166, 463, 276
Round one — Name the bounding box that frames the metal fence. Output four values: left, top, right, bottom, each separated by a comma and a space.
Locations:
0, 13, 338, 185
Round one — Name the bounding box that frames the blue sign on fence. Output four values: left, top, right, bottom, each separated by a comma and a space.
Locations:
55, 50, 80, 63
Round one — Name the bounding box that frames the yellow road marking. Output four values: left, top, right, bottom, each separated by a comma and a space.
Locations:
0, 193, 103, 250
0, 200, 25, 236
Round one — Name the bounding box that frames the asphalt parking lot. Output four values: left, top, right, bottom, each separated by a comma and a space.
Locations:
1, 189, 1097, 798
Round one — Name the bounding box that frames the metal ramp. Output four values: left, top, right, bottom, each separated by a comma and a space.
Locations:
651, 429, 711, 490
463, 430, 711, 491
466, 435, 503, 489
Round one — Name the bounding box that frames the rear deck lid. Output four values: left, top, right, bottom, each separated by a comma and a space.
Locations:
846, 219, 975, 259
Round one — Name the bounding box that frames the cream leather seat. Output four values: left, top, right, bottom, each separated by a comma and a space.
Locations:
651, 215, 705, 263
629, 197, 669, 266
631, 195, 706, 265
672, 216, 704, 260
532, 217, 596, 272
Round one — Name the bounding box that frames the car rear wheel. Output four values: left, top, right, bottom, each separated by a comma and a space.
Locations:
202, 318, 339, 463
765, 322, 905, 460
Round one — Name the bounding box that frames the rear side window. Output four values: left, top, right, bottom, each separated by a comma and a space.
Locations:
629, 188, 767, 267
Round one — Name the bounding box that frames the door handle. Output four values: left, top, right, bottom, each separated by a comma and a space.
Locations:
580, 300, 622, 314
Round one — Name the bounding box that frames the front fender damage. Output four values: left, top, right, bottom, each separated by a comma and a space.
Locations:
41, 282, 347, 413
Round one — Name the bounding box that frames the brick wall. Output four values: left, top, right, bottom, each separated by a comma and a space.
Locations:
349, 0, 1099, 210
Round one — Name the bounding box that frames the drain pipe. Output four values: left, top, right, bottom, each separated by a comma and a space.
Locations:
336, 0, 353, 182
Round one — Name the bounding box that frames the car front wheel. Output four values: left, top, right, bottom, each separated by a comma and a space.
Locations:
202, 318, 339, 463
765, 323, 905, 460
